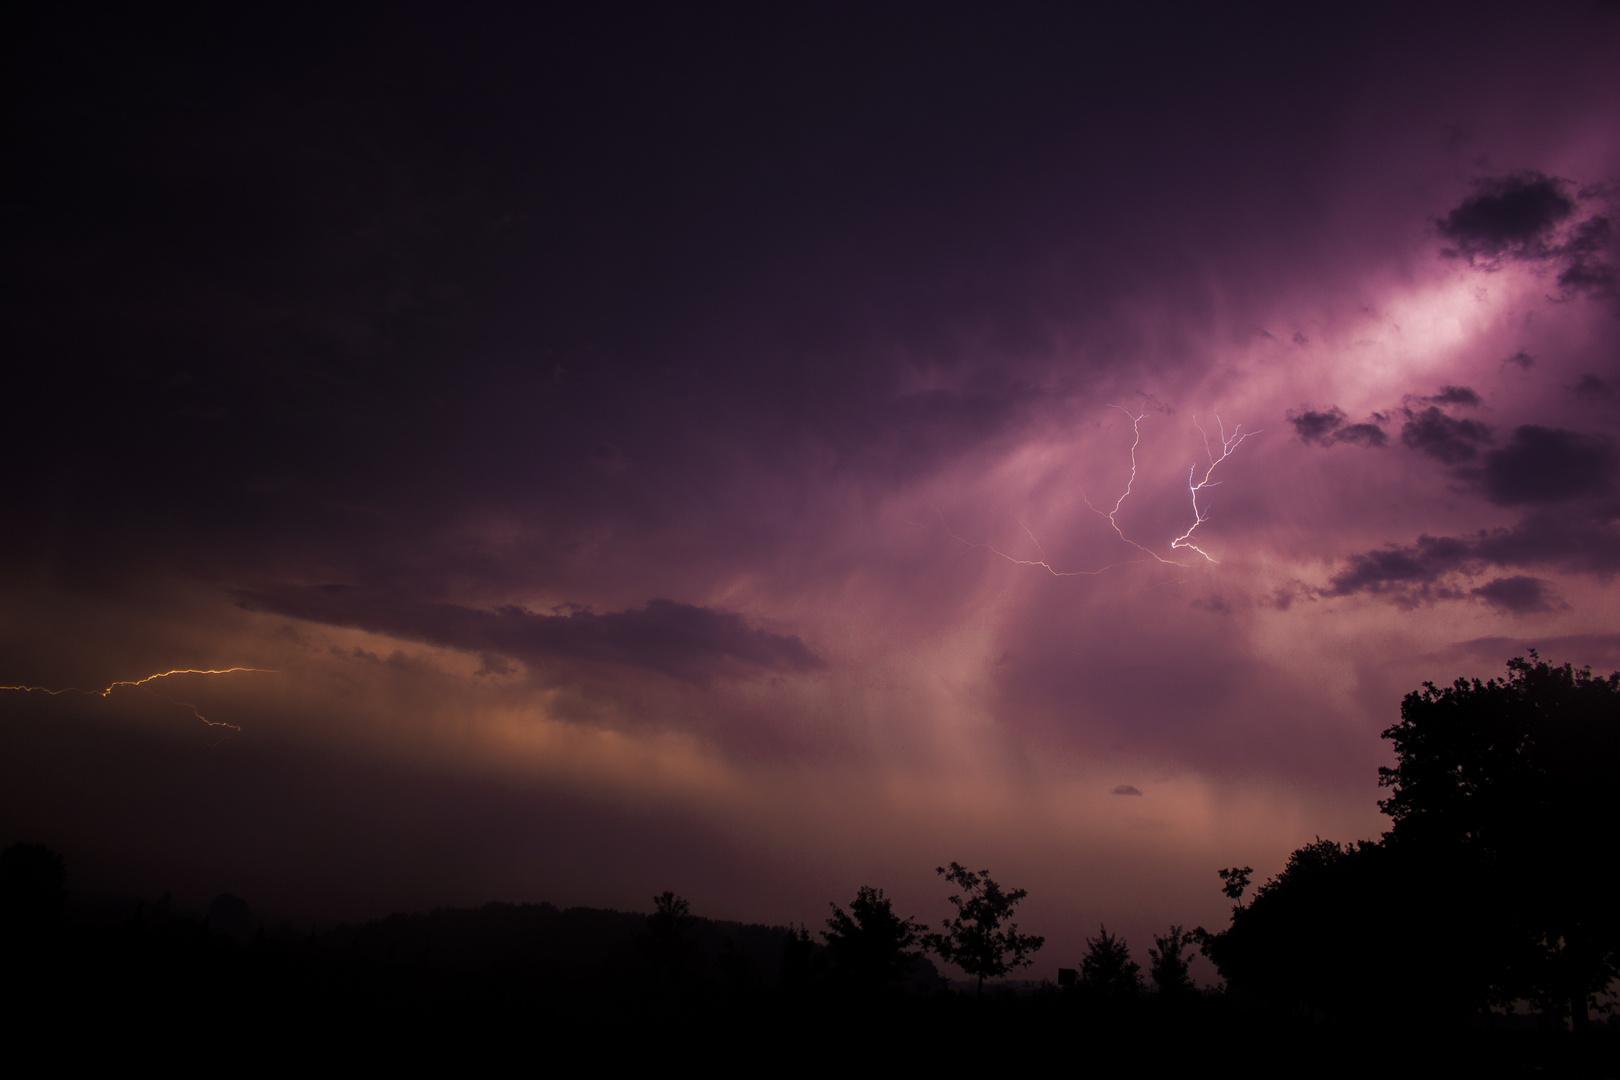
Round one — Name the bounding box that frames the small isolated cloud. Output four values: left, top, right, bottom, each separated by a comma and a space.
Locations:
1287, 406, 1387, 448
1400, 406, 1492, 464
1291, 331, 1309, 346
1480, 425, 1616, 506
1429, 385, 1481, 407
1571, 374, 1611, 400
1503, 350, 1536, 370
236, 587, 826, 684
1264, 581, 1315, 612
1437, 173, 1575, 262
1112, 784, 1143, 796
1289, 407, 1347, 444
1471, 576, 1558, 615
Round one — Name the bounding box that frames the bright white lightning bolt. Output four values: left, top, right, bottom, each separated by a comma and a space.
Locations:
1169, 414, 1258, 564
1079, 405, 1182, 567
0, 667, 275, 737
929, 405, 1257, 575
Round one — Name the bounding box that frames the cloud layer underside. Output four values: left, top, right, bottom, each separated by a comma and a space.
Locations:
235, 588, 825, 683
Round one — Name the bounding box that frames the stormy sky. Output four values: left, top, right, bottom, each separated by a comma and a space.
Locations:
4, 3, 1619, 972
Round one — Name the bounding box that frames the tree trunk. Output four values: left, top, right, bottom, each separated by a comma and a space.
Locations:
1570, 988, 1590, 1032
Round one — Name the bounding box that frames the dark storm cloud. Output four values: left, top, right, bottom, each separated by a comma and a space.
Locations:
1428, 385, 1481, 407
234, 587, 825, 684
1437, 174, 1617, 296
1557, 214, 1616, 294
1287, 407, 1388, 448
1324, 507, 1620, 605
1480, 425, 1616, 505
1471, 576, 1558, 615
1324, 535, 1473, 603
1400, 406, 1492, 464
1571, 374, 1611, 400
1335, 423, 1390, 448
1470, 509, 1620, 573
1437, 173, 1575, 262
1289, 407, 1348, 444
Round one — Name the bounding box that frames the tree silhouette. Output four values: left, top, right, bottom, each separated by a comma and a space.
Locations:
1148, 925, 1195, 995
1379, 653, 1620, 1028
919, 862, 1044, 996
1080, 924, 1142, 996
822, 886, 925, 992
640, 891, 701, 986
1200, 655, 1619, 1027
1217, 866, 1252, 904
780, 923, 825, 992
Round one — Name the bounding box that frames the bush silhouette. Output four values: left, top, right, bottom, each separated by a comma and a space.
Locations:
823, 886, 925, 992
1080, 924, 1142, 997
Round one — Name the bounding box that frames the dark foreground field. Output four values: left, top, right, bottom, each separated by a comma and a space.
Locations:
5, 893, 1613, 1077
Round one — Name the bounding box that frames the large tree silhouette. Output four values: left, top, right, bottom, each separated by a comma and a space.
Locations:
1380, 653, 1619, 1028
1202, 654, 1619, 1027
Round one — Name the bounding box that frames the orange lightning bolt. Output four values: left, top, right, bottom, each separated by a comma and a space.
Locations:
1, 667, 276, 737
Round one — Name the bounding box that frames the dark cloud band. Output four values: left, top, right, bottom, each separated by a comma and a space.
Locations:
235, 587, 825, 684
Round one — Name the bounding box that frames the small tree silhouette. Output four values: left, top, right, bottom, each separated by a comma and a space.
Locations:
780, 923, 825, 992
1148, 925, 1196, 994
1080, 924, 1143, 996
640, 891, 701, 986
1217, 866, 1253, 905
823, 886, 925, 992
920, 862, 1044, 996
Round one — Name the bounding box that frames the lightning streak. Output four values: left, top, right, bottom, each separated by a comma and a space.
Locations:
1169, 414, 1259, 564
0, 667, 275, 736
1080, 405, 1182, 566
927, 512, 1147, 577
930, 405, 1257, 575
